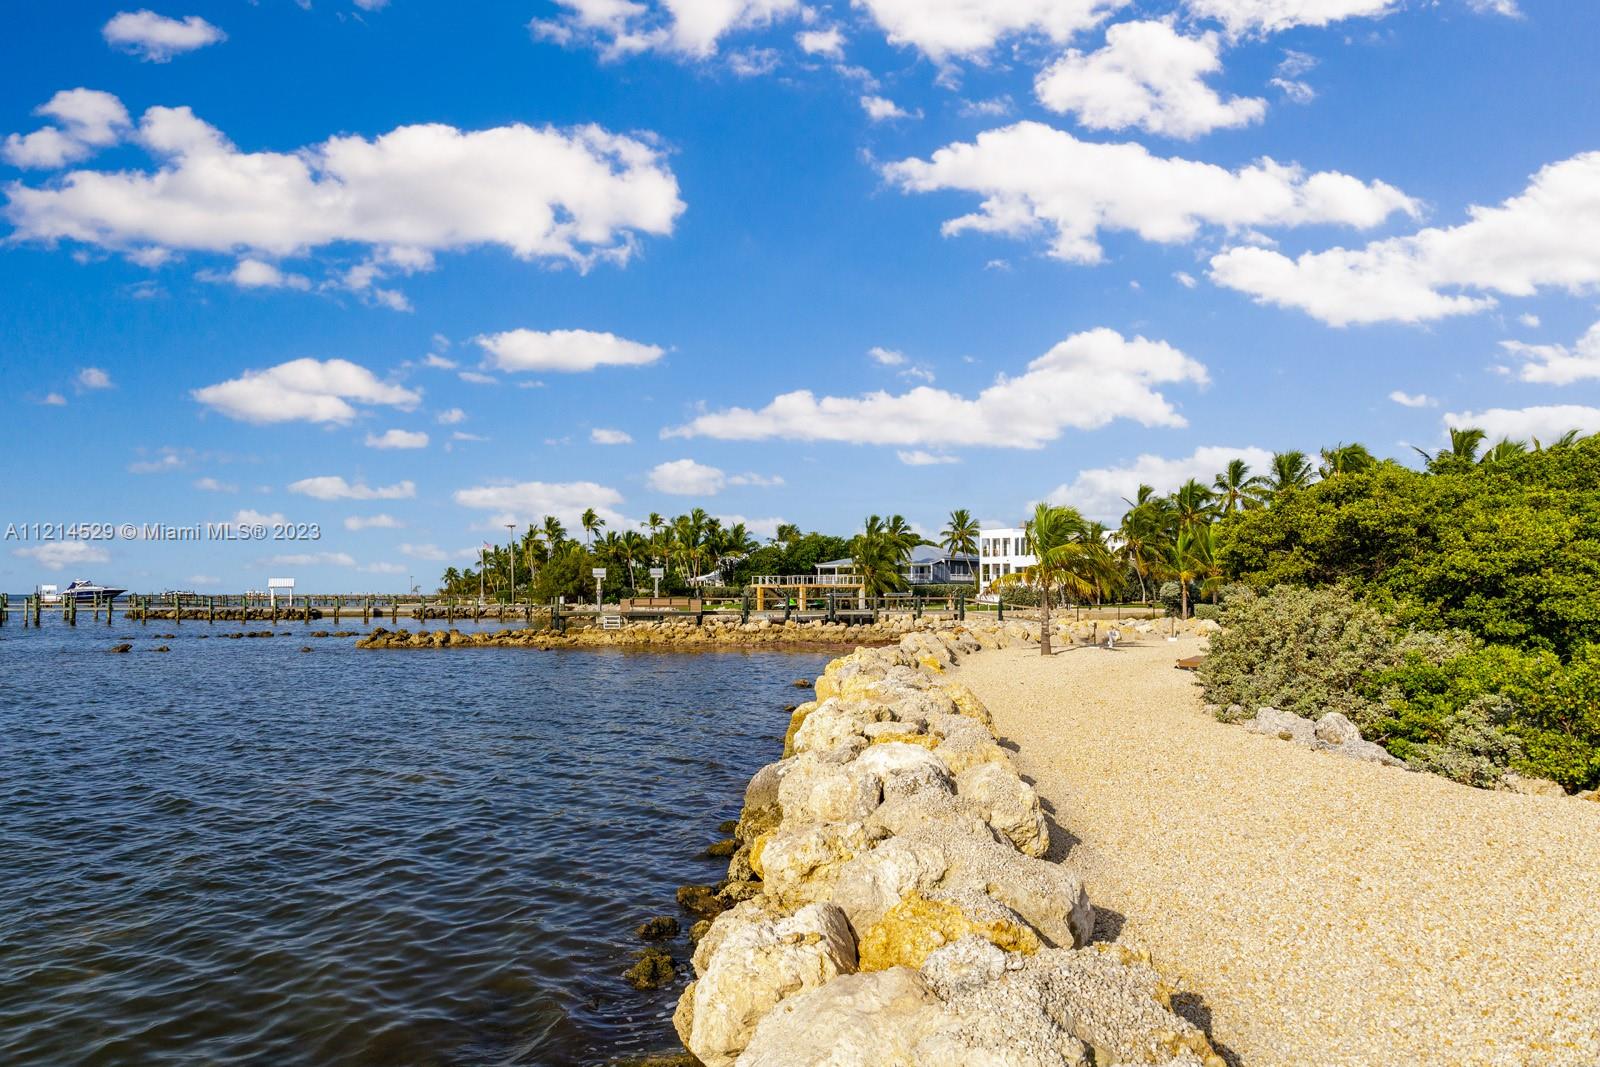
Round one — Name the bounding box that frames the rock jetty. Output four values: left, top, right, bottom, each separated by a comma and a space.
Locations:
356, 615, 932, 651
673, 621, 1226, 1067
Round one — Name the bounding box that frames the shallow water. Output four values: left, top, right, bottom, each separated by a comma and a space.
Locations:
0, 618, 826, 1065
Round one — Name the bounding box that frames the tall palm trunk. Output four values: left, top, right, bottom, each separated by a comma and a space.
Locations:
1180, 581, 1189, 620
1039, 584, 1053, 657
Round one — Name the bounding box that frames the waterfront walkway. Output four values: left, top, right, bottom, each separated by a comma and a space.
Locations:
955, 637, 1600, 1067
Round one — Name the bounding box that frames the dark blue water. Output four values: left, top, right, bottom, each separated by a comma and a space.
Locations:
0, 619, 826, 1066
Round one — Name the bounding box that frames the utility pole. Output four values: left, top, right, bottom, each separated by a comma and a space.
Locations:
479, 545, 485, 605
506, 522, 517, 604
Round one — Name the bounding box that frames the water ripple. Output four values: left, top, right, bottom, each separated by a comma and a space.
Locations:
0, 622, 826, 1065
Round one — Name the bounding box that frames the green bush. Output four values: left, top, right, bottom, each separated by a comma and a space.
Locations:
1201, 585, 1600, 790
1192, 603, 1223, 621
1199, 585, 1467, 727
1218, 440, 1600, 658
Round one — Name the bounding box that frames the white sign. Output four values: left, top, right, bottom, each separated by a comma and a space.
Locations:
267, 577, 295, 589
592, 568, 607, 579
649, 567, 664, 579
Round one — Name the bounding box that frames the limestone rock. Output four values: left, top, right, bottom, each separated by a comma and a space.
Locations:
1503, 773, 1568, 797
677, 900, 858, 1067
956, 761, 1050, 858
919, 935, 1008, 999
777, 755, 883, 825
1245, 706, 1315, 744
858, 891, 1040, 972
1312, 711, 1362, 746
1330, 737, 1407, 768
734, 967, 945, 1067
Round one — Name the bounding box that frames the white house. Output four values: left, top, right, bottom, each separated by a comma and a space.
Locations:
976, 527, 1035, 593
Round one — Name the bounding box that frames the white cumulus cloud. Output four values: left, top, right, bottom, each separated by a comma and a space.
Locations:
861, 95, 916, 122
1048, 445, 1273, 521
476, 328, 664, 372
3, 89, 132, 169
103, 11, 226, 62
344, 514, 403, 530
796, 26, 845, 58
1035, 21, 1266, 139
192, 358, 419, 424
77, 367, 114, 389
591, 427, 634, 444
533, 0, 801, 59
1208, 151, 1600, 325
13, 541, 112, 571
898, 450, 960, 465
667, 328, 1209, 449
208, 258, 312, 291
364, 428, 429, 449
1498, 321, 1600, 386
885, 121, 1415, 265
5, 96, 684, 300
453, 479, 626, 528
855, 0, 1127, 61
649, 458, 728, 495
1184, 0, 1400, 36
1443, 406, 1600, 443
288, 476, 416, 501
1389, 390, 1436, 408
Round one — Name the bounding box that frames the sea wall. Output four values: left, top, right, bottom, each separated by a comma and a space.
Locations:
673, 620, 1227, 1067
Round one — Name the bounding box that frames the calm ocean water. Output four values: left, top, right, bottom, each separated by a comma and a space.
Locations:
0, 618, 828, 1066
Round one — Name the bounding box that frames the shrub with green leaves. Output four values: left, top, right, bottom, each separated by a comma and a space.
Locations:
1199, 585, 1468, 727
1202, 585, 1600, 790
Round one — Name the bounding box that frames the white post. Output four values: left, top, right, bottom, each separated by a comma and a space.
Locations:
592, 567, 607, 609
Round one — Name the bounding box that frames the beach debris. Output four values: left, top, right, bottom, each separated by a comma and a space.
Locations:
624, 946, 677, 990
1176, 655, 1206, 671
636, 916, 680, 942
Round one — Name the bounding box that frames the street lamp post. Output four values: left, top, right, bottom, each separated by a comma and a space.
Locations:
506, 523, 517, 604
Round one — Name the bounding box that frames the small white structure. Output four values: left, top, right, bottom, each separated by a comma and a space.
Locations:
976, 527, 1035, 593
267, 577, 295, 607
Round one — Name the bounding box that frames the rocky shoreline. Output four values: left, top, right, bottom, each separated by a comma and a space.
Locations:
668, 620, 1227, 1067
355, 616, 935, 651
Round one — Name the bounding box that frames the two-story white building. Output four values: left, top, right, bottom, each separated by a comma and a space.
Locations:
976, 527, 1036, 594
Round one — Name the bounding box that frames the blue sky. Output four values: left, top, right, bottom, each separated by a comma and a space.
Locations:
2, 0, 1597, 591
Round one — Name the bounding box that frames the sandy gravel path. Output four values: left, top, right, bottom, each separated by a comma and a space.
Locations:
954, 636, 1600, 1067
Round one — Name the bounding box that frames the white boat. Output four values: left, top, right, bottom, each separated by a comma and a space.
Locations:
40, 579, 127, 603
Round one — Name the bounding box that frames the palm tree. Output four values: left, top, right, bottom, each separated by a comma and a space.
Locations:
851, 515, 911, 597
1116, 498, 1165, 604
620, 530, 646, 591
1213, 459, 1267, 515
1157, 525, 1207, 620
773, 522, 801, 547
1480, 437, 1529, 465
542, 515, 568, 552
993, 503, 1116, 657
1170, 479, 1215, 531
580, 508, 604, 546
1318, 442, 1377, 478
941, 508, 981, 591
1265, 451, 1315, 499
